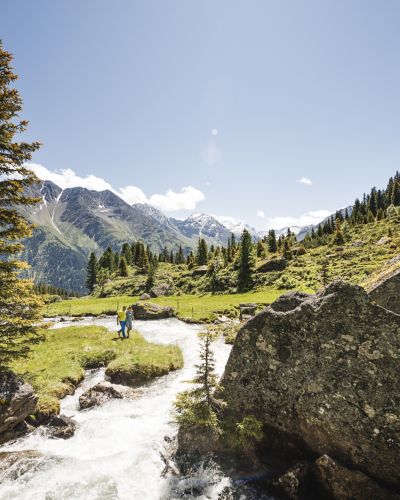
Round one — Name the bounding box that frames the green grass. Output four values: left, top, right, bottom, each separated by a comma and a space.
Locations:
46, 288, 289, 322
11, 325, 183, 418
45, 218, 400, 322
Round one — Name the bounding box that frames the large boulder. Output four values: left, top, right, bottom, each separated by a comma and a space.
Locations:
0, 370, 37, 444
150, 283, 172, 298
257, 257, 287, 273
131, 302, 175, 320
311, 455, 400, 500
221, 281, 400, 490
368, 266, 400, 315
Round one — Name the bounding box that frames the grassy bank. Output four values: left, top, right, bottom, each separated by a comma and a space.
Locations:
45, 288, 290, 322
12, 325, 183, 418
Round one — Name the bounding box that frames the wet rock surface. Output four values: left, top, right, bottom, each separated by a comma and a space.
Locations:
0, 370, 37, 444
46, 414, 77, 439
221, 281, 400, 491
131, 302, 175, 320
79, 381, 136, 409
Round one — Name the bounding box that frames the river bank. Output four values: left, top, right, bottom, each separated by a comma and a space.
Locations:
0, 317, 272, 499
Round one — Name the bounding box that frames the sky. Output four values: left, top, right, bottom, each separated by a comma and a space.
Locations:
2, 0, 400, 229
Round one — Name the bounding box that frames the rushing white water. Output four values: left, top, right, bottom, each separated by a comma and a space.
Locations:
0, 317, 242, 500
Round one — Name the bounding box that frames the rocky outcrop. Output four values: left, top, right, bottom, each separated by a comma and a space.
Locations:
46, 414, 77, 439
79, 382, 135, 409
257, 257, 287, 272
140, 293, 151, 300
368, 266, 400, 314
131, 302, 175, 320
0, 370, 37, 444
311, 455, 400, 500
150, 283, 172, 298
221, 281, 400, 491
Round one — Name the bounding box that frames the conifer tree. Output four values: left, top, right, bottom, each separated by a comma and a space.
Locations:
99, 247, 114, 271
391, 181, 400, 206
333, 219, 345, 245
256, 240, 265, 258
237, 229, 254, 291
176, 244, 184, 264
267, 229, 277, 253
121, 242, 132, 264
118, 256, 128, 277
145, 262, 156, 292
196, 238, 208, 265
0, 42, 43, 365
86, 252, 97, 292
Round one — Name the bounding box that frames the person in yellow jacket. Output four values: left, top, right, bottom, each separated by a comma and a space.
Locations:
117, 306, 127, 338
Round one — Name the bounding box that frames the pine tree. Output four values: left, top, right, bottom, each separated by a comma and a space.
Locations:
99, 247, 114, 271
237, 229, 254, 291
196, 238, 208, 265
320, 258, 330, 287
86, 252, 97, 292
256, 240, 265, 258
121, 242, 132, 264
391, 181, 400, 206
176, 244, 184, 264
145, 262, 156, 292
118, 256, 128, 277
267, 229, 277, 253
0, 42, 43, 365
332, 219, 345, 245
282, 239, 291, 260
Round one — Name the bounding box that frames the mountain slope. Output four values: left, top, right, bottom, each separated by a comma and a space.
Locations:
20, 182, 236, 292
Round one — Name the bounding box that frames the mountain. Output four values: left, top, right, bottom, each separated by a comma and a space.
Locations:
213, 215, 260, 239
296, 207, 353, 241
20, 182, 236, 292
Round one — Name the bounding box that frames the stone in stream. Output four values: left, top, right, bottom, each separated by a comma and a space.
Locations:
131, 302, 175, 320
79, 381, 136, 409
220, 281, 400, 492
0, 370, 37, 444
46, 414, 77, 439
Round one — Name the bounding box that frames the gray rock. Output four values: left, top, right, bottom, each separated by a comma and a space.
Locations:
140, 293, 151, 300
257, 257, 287, 272
46, 414, 77, 439
221, 281, 400, 490
131, 302, 175, 320
312, 455, 400, 500
0, 370, 37, 444
191, 265, 208, 276
79, 382, 134, 409
377, 236, 391, 245
368, 267, 400, 315
150, 283, 172, 298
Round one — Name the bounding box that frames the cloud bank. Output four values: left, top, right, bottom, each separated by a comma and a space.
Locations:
29, 163, 205, 212
266, 210, 331, 229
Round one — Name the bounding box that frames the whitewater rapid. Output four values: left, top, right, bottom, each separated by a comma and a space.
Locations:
0, 318, 236, 500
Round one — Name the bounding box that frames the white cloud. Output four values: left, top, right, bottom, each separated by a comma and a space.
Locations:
265, 210, 331, 229
28, 163, 205, 213
211, 128, 219, 136
29, 163, 114, 191
257, 209, 265, 218
298, 176, 313, 186
147, 187, 205, 212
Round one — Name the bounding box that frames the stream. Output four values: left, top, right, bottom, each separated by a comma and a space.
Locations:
0, 317, 272, 500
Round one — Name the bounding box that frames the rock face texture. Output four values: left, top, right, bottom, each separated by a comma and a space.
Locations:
131, 302, 175, 320
150, 283, 172, 298
257, 257, 288, 272
79, 382, 135, 409
0, 371, 37, 444
368, 267, 400, 315
46, 415, 77, 439
221, 281, 400, 490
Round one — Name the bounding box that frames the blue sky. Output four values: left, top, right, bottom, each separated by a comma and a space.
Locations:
2, 0, 400, 228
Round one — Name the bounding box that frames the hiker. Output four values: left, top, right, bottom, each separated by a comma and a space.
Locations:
117, 306, 127, 338
126, 306, 133, 338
